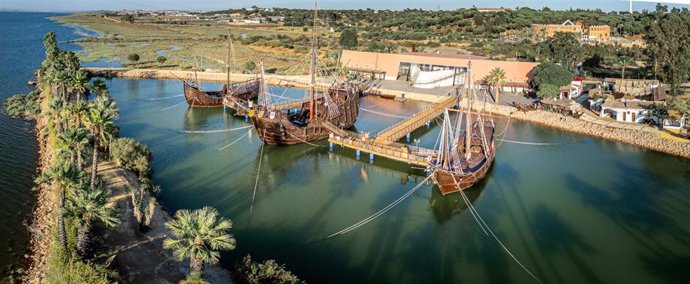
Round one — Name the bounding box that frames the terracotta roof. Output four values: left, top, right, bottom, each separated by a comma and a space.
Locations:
399, 52, 489, 60
602, 99, 662, 109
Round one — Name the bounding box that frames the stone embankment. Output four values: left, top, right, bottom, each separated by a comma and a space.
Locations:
471, 99, 690, 159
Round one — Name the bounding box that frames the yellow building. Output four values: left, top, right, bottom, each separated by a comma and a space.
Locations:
531, 20, 583, 38
532, 20, 611, 42
586, 25, 611, 41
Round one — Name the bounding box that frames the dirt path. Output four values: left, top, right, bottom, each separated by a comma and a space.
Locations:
94, 161, 233, 283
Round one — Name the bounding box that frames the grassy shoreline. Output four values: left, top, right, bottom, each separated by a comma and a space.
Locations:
53, 13, 330, 74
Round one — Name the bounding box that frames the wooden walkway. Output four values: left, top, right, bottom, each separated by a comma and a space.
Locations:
326, 96, 456, 166
374, 96, 457, 144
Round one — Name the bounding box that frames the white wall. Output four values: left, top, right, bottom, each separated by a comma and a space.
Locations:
412, 69, 457, 89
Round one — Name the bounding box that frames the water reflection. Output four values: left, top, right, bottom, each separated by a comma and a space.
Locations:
429, 184, 484, 224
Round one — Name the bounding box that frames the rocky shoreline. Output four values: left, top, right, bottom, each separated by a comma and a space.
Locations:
480, 102, 690, 159
23, 113, 56, 283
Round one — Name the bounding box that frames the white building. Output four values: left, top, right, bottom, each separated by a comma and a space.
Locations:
600, 99, 659, 123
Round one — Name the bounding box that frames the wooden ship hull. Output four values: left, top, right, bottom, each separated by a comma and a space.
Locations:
250, 84, 360, 145
183, 80, 259, 108
431, 123, 495, 195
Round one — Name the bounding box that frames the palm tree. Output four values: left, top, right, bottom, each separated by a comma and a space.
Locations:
46, 97, 68, 133
83, 96, 119, 190
58, 127, 89, 173
64, 187, 119, 257
164, 207, 236, 276
70, 70, 90, 103
68, 100, 89, 128
615, 56, 636, 80
91, 79, 110, 99
42, 159, 82, 250
486, 67, 507, 105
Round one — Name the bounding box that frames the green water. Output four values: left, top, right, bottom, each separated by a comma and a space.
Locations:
105, 78, 690, 284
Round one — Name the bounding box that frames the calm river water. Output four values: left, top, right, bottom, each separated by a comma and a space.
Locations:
2, 12, 690, 284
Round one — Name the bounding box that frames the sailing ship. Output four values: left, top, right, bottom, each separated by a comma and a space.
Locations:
183, 31, 259, 107
249, 2, 361, 145
428, 63, 496, 195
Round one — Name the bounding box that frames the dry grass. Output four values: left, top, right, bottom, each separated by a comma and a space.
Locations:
53, 14, 338, 74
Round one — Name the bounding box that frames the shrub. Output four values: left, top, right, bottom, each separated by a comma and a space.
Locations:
339, 29, 358, 49
234, 254, 303, 284
3, 91, 40, 118
242, 61, 257, 73
531, 62, 572, 90
156, 56, 167, 63
127, 53, 140, 62
109, 137, 151, 177
536, 83, 560, 99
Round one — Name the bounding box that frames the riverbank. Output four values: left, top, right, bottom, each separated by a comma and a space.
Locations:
20, 89, 234, 283
470, 100, 690, 159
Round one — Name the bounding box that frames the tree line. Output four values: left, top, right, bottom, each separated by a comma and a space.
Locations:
5, 32, 304, 283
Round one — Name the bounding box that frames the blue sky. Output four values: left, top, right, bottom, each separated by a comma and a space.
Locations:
1, 0, 689, 12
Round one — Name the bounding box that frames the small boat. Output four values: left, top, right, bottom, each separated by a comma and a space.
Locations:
428, 62, 496, 195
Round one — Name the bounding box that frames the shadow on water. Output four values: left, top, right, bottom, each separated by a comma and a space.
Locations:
563, 164, 690, 284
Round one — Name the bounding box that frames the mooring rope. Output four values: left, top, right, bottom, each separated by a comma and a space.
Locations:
496, 139, 559, 146
179, 125, 253, 134
148, 94, 184, 101
159, 100, 187, 111
249, 142, 264, 216
324, 174, 433, 239
450, 175, 543, 284
360, 108, 410, 119
218, 129, 251, 151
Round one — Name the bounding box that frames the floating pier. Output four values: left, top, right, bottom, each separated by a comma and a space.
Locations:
326, 96, 457, 167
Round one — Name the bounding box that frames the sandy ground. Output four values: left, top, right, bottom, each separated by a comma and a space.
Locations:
93, 161, 233, 283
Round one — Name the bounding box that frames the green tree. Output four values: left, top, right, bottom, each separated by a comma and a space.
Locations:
157, 56, 167, 63
84, 96, 119, 190
243, 61, 257, 73
90, 79, 110, 98
109, 137, 151, 177
644, 11, 690, 95
64, 188, 119, 257
234, 254, 304, 284
541, 32, 583, 72
339, 29, 359, 49
58, 127, 89, 173
164, 207, 236, 279
127, 53, 140, 62
531, 62, 573, 90
486, 67, 507, 105
536, 83, 560, 99
42, 159, 82, 250
70, 70, 90, 103
613, 56, 636, 80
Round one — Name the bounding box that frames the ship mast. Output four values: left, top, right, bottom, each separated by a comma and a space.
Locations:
259, 61, 266, 107
464, 61, 473, 160
309, 1, 318, 121
226, 29, 231, 94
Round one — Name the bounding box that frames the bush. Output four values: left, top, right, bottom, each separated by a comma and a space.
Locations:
339, 29, 358, 49
531, 62, 572, 90
234, 254, 303, 284
243, 61, 257, 73
4, 91, 40, 118
536, 83, 560, 99
127, 53, 140, 62
156, 56, 167, 63
109, 137, 151, 177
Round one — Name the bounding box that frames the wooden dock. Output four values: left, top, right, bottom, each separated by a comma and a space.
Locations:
326, 96, 457, 166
